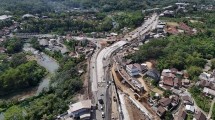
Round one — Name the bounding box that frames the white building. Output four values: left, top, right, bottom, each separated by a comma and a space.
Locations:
126, 64, 139, 76
203, 87, 215, 97
67, 100, 92, 120
0, 15, 12, 21
185, 105, 195, 113
22, 14, 35, 18
156, 25, 165, 33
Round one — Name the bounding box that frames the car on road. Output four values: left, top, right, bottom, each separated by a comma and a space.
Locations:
113, 96, 117, 102
101, 105, 104, 110
107, 81, 112, 85
102, 112, 105, 118
98, 99, 104, 104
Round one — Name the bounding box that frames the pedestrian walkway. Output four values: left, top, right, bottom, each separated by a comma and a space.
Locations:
118, 92, 130, 120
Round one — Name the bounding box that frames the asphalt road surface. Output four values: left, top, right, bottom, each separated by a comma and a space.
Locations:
90, 13, 159, 120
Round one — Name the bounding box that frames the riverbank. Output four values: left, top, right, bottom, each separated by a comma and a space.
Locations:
0, 44, 59, 100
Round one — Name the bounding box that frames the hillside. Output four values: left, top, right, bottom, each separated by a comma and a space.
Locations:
0, 0, 214, 14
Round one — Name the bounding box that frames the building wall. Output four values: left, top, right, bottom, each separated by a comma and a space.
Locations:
69, 108, 90, 118
126, 65, 139, 76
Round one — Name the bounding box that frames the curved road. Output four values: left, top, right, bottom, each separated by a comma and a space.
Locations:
90, 13, 159, 120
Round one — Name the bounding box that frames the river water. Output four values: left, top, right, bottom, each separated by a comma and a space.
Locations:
0, 43, 59, 100
0, 44, 59, 119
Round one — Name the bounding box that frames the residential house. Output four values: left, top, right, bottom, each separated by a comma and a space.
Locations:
170, 95, 180, 107
162, 76, 174, 89
185, 105, 195, 113
199, 72, 215, 85
158, 98, 172, 110
146, 68, 160, 82
174, 110, 187, 120
182, 95, 193, 105
39, 39, 49, 47
199, 80, 215, 90
174, 78, 182, 89
160, 68, 184, 90
193, 111, 207, 120
133, 63, 148, 74
156, 106, 166, 117
203, 87, 215, 97
182, 79, 190, 88
199, 72, 211, 81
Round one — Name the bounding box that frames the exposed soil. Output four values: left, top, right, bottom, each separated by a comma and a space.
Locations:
125, 96, 150, 120
76, 60, 91, 101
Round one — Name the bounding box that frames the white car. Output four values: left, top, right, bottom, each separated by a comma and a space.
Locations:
101, 105, 104, 110
102, 112, 105, 118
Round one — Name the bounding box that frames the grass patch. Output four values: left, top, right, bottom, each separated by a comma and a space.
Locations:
186, 113, 193, 120
212, 103, 215, 120
166, 22, 179, 26
189, 86, 211, 113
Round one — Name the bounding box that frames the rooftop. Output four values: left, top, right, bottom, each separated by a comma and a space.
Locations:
194, 111, 207, 120
68, 100, 91, 114
159, 98, 172, 107
0, 15, 12, 20
185, 105, 195, 113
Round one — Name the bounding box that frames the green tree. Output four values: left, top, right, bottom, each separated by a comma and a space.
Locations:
9, 53, 27, 68
4, 106, 25, 120
187, 66, 202, 80
30, 37, 43, 51
2, 38, 23, 54
0, 61, 46, 94
211, 58, 215, 69
163, 90, 172, 98
164, 111, 173, 120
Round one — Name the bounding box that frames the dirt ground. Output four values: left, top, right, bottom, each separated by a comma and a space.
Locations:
76, 60, 90, 101
124, 96, 150, 120
166, 22, 179, 26
112, 64, 161, 120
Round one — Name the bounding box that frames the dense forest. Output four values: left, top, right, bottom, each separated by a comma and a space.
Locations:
0, 0, 214, 14
19, 11, 144, 34
1, 38, 23, 54
0, 61, 46, 95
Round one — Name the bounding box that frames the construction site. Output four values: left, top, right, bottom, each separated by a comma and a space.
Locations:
111, 63, 161, 120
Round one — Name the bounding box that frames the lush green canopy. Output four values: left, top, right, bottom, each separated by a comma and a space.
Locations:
130, 34, 215, 79
0, 61, 46, 95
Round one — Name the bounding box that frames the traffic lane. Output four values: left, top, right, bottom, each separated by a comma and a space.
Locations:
104, 68, 112, 120
96, 83, 106, 120
94, 13, 158, 119
105, 80, 112, 120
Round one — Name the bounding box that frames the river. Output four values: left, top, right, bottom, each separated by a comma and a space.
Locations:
0, 43, 59, 100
